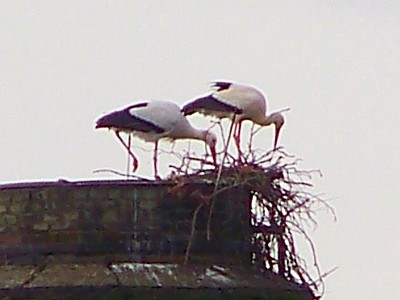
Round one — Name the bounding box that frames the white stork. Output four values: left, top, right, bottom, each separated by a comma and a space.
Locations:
182, 81, 287, 159
95, 100, 217, 179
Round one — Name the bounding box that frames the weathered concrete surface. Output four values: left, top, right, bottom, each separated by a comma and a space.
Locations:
110, 262, 307, 291
0, 262, 312, 299
0, 265, 36, 289
26, 263, 117, 288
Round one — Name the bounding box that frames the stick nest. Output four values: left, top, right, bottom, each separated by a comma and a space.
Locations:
168, 145, 336, 299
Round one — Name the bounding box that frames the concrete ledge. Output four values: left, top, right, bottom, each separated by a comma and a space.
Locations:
0, 287, 312, 300
0, 261, 312, 299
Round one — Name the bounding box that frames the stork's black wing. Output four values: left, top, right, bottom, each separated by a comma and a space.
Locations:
95, 105, 165, 133
181, 94, 242, 116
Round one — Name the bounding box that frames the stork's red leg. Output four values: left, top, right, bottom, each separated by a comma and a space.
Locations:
153, 141, 161, 180
234, 121, 243, 164
115, 131, 139, 172
126, 134, 132, 177
220, 116, 236, 167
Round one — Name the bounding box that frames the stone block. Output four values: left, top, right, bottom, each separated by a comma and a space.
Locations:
88, 188, 108, 200
57, 210, 79, 230
0, 193, 11, 205
0, 233, 23, 250
3, 215, 18, 227
72, 186, 89, 200
102, 210, 119, 228
30, 232, 59, 249
33, 222, 49, 231
11, 189, 30, 201
107, 188, 123, 200
0, 205, 7, 214
9, 200, 29, 214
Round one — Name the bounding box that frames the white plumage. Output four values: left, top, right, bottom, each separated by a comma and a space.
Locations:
95, 100, 217, 179
182, 81, 287, 159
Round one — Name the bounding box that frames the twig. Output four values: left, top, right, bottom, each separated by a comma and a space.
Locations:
206, 115, 237, 240
184, 202, 204, 264
93, 168, 151, 181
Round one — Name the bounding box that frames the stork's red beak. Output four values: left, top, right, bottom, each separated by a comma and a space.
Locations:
274, 125, 282, 150
210, 146, 217, 166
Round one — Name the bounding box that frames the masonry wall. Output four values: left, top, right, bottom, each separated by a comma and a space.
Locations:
0, 180, 251, 264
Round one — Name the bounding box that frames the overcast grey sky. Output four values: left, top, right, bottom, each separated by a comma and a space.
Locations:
1, 1, 399, 299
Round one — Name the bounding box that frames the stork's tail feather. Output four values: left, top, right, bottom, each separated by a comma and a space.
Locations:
210, 81, 233, 91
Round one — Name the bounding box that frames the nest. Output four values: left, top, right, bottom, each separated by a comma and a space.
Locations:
168, 141, 336, 299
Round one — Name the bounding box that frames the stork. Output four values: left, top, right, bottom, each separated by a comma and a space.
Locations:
182, 81, 287, 160
95, 100, 217, 179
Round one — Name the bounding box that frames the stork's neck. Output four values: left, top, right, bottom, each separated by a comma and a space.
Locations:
175, 122, 208, 142
257, 113, 278, 126
191, 128, 208, 142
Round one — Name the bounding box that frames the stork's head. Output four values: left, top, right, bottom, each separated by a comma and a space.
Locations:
260, 107, 290, 150
204, 131, 217, 165
270, 112, 285, 150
